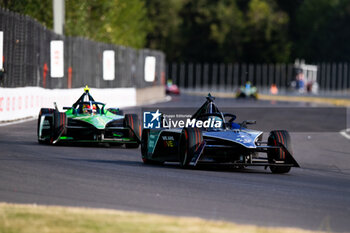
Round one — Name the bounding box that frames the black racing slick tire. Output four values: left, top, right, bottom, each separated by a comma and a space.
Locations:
124, 114, 141, 149
37, 109, 66, 145
37, 108, 55, 144
268, 130, 292, 174
52, 111, 67, 144
178, 128, 203, 168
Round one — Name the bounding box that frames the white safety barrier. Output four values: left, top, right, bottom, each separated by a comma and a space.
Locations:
0, 87, 136, 122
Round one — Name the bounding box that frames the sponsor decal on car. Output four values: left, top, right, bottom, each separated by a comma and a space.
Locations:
162, 136, 175, 147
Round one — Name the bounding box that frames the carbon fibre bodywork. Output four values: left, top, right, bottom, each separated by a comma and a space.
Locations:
141, 94, 299, 173
37, 87, 140, 147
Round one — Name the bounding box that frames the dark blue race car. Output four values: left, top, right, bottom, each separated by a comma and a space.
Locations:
141, 94, 299, 173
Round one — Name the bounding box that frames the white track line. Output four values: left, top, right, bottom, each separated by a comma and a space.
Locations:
340, 129, 350, 140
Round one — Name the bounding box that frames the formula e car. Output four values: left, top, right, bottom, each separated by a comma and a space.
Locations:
37, 86, 141, 148
141, 94, 299, 173
236, 81, 258, 99
166, 80, 180, 95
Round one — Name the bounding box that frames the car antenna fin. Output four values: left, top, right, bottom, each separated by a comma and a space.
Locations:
206, 93, 215, 102
83, 85, 95, 101
54, 102, 58, 111
84, 85, 90, 93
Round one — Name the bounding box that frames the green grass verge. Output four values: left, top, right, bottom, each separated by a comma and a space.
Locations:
0, 203, 324, 233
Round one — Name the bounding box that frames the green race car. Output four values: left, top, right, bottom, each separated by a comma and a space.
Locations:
37, 86, 141, 148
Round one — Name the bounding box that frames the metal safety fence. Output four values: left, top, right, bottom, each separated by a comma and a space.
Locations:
167, 62, 350, 96
0, 8, 166, 89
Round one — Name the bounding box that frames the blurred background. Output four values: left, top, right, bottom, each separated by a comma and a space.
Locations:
0, 0, 350, 95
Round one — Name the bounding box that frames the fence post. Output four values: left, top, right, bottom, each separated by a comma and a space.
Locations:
248, 64, 254, 83
227, 63, 233, 92
188, 62, 193, 90
281, 64, 286, 93
326, 63, 331, 93
233, 63, 239, 90
262, 64, 268, 93
256, 64, 261, 89
179, 62, 185, 88
195, 63, 202, 91
203, 63, 209, 91
166, 63, 169, 83
68, 66, 72, 88
219, 63, 225, 92
269, 64, 275, 90
275, 63, 281, 91
320, 63, 326, 92
240, 63, 247, 87
95, 43, 100, 88
337, 63, 343, 94
212, 63, 218, 91
331, 63, 337, 94
343, 63, 348, 95
287, 64, 293, 92
171, 63, 177, 85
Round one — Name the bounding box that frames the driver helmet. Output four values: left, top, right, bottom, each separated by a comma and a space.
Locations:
82, 104, 96, 114
82, 104, 91, 114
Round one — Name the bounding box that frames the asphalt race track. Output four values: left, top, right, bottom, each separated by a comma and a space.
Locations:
0, 95, 349, 232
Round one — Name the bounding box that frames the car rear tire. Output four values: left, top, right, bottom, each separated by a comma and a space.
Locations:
124, 114, 140, 149
268, 130, 292, 174
52, 111, 67, 144
178, 128, 203, 168
37, 108, 67, 145
270, 165, 291, 174
37, 108, 55, 144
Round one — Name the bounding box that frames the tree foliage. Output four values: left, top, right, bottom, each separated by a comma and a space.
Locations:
295, 0, 350, 62
145, 0, 183, 58
1, 0, 350, 62
146, 0, 290, 62
1, 0, 150, 48
65, 0, 150, 48
243, 0, 290, 62
0, 0, 53, 28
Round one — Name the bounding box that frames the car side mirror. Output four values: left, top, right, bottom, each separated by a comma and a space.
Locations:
241, 120, 256, 128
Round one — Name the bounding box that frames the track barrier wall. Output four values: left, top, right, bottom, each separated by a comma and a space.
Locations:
0, 8, 168, 122
0, 8, 166, 89
0, 87, 136, 122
